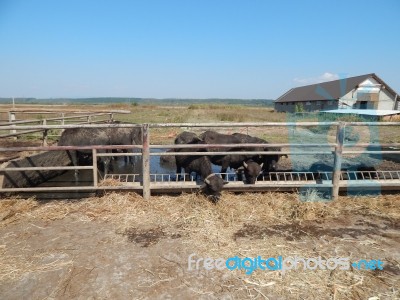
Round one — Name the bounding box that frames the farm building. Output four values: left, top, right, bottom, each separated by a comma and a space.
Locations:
274, 73, 400, 115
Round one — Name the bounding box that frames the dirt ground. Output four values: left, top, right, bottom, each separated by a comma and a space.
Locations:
0, 193, 399, 300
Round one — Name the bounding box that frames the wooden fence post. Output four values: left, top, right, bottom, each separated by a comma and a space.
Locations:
42, 119, 48, 146
332, 122, 345, 200
8, 112, 16, 139
92, 148, 98, 187
142, 124, 151, 200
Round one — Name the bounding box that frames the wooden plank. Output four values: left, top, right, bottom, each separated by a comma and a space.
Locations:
0, 145, 143, 152
92, 149, 98, 187
332, 123, 345, 200
0, 129, 44, 138
0, 166, 93, 172
142, 124, 151, 200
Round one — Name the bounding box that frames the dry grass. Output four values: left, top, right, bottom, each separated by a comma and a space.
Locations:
1, 192, 399, 299
98, 178, 125, 187
1, 192, 399, 243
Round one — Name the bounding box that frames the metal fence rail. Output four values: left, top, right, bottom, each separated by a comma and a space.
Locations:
0, 121, 400, 199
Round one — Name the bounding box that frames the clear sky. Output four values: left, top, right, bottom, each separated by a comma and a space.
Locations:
0, 0, 399, 99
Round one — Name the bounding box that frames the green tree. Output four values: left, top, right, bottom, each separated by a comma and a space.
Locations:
295, 103, 304, 113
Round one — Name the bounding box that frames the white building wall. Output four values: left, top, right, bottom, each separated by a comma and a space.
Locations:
378, 89, 395, 110
338, 90, 357, 109
338, 76, 395, 110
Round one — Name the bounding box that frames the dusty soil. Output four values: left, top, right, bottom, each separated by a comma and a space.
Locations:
0, 193, 399, 299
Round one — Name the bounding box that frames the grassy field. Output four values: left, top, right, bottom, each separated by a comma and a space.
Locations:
1, 103, 400, 145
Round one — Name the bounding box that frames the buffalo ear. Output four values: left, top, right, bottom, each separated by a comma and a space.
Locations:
200, 184, 206, 189
223, 181, 229, 185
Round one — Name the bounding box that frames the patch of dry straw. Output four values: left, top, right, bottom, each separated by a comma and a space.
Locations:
0, 192, 399, 298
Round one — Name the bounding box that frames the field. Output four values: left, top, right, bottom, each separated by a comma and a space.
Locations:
0, 103, 400, 299
2, 103, 400, 145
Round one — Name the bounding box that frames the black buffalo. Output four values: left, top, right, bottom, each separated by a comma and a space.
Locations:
160, 131, 201, 166
232, 133, 285, 173
174, 131, 201, 144
200, 174, 228, 203
237, 159, 264, 184
159, 149, 176, 166
199, 130, 241, 150
174, 139, 210, 181
174, 138, 228, 202
58, 126, 142, 178
199, 130, 263, 182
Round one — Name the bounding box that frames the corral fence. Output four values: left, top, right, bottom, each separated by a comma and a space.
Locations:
0, 121, 400, 200
0, 110, 130, 145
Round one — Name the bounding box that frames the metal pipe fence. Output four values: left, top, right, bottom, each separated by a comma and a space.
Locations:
0, 121, 399, 199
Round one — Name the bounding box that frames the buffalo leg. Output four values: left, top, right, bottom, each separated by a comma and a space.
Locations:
67, 150, 80, 181
103, 155, 112, 177
176, 165, 183, 181
220, 162, 230, 180
124, 149, 130, 164
237, 170, 244, 182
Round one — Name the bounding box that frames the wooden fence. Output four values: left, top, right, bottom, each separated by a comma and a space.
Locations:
0, 110, 130, 145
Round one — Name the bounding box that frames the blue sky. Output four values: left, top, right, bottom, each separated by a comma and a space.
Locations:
0, 0, 399, 99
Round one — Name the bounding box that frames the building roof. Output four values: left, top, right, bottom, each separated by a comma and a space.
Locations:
275, 73, 398, 103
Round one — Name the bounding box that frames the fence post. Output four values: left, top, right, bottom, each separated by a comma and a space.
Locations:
142, 124, 151, 200
42, 119, 48, 146
92, 148, 98, 187
332, 122, 345, 200
61, 113, 65, 125
8, 111, 16, 139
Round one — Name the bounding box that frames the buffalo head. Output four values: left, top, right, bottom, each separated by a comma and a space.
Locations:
200, 174, 228, 203
242, 160, 263, 184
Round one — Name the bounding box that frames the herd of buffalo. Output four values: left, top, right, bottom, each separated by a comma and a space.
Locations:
58, 127, 285, 202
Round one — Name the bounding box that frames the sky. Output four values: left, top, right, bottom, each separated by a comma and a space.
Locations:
0, 0, 399, 99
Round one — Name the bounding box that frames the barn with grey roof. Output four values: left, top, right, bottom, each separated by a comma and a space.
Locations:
274, 73, 399, 115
